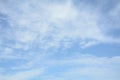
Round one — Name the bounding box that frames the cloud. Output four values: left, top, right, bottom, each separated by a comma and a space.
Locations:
0, 68, 44, 80
40, 54, 120, 80
63, 66, 119, 80
0, 0, 120, 54
16, 53, 120, 80
0, 0, 120, 80
0, 50, 120, 80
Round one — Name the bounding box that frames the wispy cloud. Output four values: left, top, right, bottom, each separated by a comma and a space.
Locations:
0, 0, 120, 80
40, 54, 120, 80
0, 0, 120, 52
0, 68, 44, 80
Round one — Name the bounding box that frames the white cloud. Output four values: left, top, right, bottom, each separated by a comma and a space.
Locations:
63, 66, 119, 80
80, 40, 99, 48
0, 50, 120, 80
42, 54, 120, 66
0, 47, 25, 60
45, 0, 78, 22
1, 0, 119, 52
40, 54, 120, 80
0, 68, 44, 80
0, 0, 120, 80
15, 54, 119, 80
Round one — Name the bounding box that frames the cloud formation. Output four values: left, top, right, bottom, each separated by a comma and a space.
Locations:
0, 0, 120, 52
0, 0, 120, 80
0, 53, 120, 80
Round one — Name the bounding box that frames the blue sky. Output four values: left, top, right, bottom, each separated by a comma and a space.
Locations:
0, 0, 120, 80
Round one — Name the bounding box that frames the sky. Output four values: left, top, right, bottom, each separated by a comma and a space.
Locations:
0, 0, 120, 80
